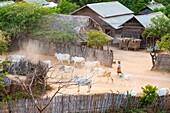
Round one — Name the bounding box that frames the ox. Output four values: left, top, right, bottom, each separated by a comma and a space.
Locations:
54, 53, 70, 64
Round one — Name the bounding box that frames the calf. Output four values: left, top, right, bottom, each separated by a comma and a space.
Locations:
73, 75, 92, 93
54, 53, 70, 64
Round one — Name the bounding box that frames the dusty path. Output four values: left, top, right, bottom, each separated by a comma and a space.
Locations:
5, 48, 170, 96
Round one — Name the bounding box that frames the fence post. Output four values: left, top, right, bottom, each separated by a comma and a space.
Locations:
7, 102, 11, 113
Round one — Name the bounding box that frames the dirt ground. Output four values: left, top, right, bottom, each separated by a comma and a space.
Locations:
4, 47, 170, 97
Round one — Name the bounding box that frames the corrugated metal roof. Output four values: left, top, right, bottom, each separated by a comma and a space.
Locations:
23, 0, 49, 5
101, 14, 134, 29
0, 1, 14, 7
147, 2, 164, 10
135, 12, 165, 28
87, 1, 134, 18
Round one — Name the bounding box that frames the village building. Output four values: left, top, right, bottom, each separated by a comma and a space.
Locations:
140, 0, 164, 14
120, 12, 165, 48
71, 1, 134, 41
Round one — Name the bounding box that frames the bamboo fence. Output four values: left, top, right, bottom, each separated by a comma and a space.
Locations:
0, 93, 170, 113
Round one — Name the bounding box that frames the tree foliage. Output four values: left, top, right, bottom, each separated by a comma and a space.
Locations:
0, 2, 55, 38
153, 4, 170, 17
54, 0, 79, 14
140, 84, 158, 107
158, 34, 170, 52
86, 30, 109, 48
142, 15, 170, 39
31, 20, 78, 43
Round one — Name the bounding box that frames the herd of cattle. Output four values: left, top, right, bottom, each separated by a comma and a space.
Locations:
3, 53, 169, 96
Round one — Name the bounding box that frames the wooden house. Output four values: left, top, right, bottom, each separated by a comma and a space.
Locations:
140, 0, 164, 14
121, 12, 165, 48
71, 1, 134, 40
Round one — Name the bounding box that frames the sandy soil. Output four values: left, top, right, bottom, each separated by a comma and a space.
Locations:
4, 47, 170, 97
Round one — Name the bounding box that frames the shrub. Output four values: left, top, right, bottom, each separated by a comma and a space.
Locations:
86, 30, 109, 49
140, 84, 158, 107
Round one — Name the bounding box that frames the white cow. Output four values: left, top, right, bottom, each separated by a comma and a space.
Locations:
59, 65, 75, 73
6, 54, 25, 63
84, 61, 100, 68
42, 60, 51, 68
73, 75, 92, 93
54, 53, 70, 64
156, 88, 169, 96
90, 68, 104, 74
71, 56, 85, 66
58, 65, 75, 78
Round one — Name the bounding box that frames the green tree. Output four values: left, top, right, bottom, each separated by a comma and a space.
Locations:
55, 0, 79, 14
86, 30, 109, 49
153, 4, 170, 17
142, 15, 170, 39
67, 0, 98, 6
156, 0, 170, 6
158, 34, 170, 52
140, 84, 158, 107
0, 2, 54, 39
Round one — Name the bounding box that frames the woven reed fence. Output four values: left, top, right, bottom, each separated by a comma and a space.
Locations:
0, 93, 170, 113
10, 38, 113, 67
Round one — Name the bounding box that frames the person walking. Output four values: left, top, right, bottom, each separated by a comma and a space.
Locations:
117, 61, 123, 77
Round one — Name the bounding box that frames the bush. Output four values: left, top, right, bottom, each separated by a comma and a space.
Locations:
158, 34, 170, 52
140, 84, 158, 107
54, 0, 79, 14
86, 30, 109, 49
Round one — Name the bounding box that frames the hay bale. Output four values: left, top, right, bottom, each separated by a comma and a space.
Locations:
128, 39, 141, 51
118, 38, 131, 50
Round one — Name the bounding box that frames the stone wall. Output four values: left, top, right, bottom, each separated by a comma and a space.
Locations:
152, 54, 170, 73
9, 38, 113, 67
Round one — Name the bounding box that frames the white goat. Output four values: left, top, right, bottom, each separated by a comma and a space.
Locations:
156, 88, 169, 96
42, 60, 51, 68
71, 56, 85, 66
91, 68, 113, 83
84, 61, 100, 68
58, 65, 75, 78
54, 53, 70, 64
73, 75, 92, 93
